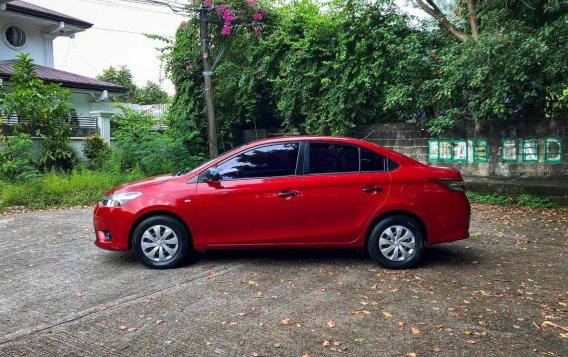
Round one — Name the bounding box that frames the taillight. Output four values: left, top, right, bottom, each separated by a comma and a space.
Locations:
432, 179, 466, 192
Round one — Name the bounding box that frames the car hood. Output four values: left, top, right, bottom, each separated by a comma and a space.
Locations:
106, 175, 172, 195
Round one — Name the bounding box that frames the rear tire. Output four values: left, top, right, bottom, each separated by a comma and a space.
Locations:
132, 215, 192, 269
367, 215, 424, 269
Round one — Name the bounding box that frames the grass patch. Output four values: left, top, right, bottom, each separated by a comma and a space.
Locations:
467, 192, 555, 209
0, 170, 144, 210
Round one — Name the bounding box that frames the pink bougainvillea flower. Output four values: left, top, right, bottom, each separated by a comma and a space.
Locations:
252, 12, 263, 20
186, 63, 194, 70
217, 3, 226, 15
221, 26, 231, 36
180, 21, 188, 31
203, 0, 213, 7
247, 0, 255, 7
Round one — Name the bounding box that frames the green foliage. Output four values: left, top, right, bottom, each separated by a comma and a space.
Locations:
83, 134, 111, 170
466, 192, 555, 208
0, 170, 143, 209
163, 0, 568, 138
0, 53, 72, 129
97, 66, 170, 104
136, 81, 170, 104
0, 53, 76, 172
467, 192, 513, 205
0, 134, 38, 181
110, 106, 203, 176
514, 194, 554, 209
96, 65, 138, 103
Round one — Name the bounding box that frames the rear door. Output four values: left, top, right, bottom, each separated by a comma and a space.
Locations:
190, 141, 303, 247
299, 142, 390, 244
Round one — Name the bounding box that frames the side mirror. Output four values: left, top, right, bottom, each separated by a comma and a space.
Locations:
206, 167, 221, 182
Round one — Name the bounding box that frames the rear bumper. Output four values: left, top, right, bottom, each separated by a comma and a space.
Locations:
426, 194, 471, 245
93, 204, 132, 251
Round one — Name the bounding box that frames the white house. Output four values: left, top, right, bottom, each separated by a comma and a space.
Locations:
0, 0, 125, 144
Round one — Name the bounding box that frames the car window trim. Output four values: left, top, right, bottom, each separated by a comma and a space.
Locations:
305, 141, 363, 176
199, 140, 302, 182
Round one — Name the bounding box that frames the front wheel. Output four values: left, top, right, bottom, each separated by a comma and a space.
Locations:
367, 215, 424, 269
132, 215, 192, 269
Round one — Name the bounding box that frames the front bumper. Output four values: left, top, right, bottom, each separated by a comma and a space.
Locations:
93, 204, 132, 251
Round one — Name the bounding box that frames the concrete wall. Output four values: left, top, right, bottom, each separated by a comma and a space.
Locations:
243, 118, 567, 183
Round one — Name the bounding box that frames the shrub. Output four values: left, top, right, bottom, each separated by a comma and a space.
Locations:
0, 133, 39, 181
83, 134, 111, 170
110, 106, 203, 176
0, 170, 143, 209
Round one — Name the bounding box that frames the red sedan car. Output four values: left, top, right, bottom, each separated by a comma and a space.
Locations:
94, 136, 470, 269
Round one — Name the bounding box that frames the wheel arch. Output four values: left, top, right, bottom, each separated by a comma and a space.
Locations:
366, 210, 428, 246
129, 210, 193, 250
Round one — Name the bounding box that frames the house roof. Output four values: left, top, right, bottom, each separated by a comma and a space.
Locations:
0, 60, 127, 93
5, 1, 93, 29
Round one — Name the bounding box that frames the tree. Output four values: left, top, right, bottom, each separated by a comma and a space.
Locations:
136, 81, 170, 105
97, 65, 138, 102
0, 53, 77, 172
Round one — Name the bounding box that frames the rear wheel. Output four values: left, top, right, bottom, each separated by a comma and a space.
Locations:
132, 215, 191, 269
367, 215, 424, 269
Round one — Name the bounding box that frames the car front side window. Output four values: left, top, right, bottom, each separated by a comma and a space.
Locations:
216, 142, 300, 180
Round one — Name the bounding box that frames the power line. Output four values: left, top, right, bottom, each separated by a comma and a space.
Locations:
76, 0, 175, 14
91, 26, 174, 36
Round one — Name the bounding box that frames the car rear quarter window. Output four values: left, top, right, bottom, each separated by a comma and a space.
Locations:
309, 143, 359, 174
217, 142, 299, 180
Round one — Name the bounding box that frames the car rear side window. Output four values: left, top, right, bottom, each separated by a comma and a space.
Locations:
309, 143, 359, 174
361, 148, 387, 172
217, 142, 299, 180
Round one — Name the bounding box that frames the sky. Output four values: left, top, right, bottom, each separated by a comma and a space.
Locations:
27, 0, 425, 95
29, 0, 188, 94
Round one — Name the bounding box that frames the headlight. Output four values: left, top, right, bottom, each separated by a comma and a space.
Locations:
101, 192, 142, 207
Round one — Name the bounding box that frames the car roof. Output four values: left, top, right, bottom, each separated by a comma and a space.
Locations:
244, 136, 419, 166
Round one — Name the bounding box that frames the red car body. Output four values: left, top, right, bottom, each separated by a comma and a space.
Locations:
94, 136, 470, 267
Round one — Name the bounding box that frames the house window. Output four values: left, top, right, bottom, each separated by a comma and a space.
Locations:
3, 25, 27, 49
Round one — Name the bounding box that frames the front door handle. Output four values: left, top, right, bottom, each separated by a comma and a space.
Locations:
362, 187, 383, 193
277, 190, 299, 198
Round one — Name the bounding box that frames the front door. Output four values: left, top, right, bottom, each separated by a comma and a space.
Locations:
190, 142, 302, 248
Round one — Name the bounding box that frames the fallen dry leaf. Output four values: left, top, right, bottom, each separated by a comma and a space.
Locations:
405, 353, 417, 357
333, 341, 342, 346
410, 327, 421, 335
119, 325, 127, 331
355, 337, 366, 343
155, 320, 164, 325
281, 318, 292, 325
467, 340, 476, 345
76, 292, 84, 298
382, 311, 393, 319
353, 310, 372, 319
541, 321, 568, 332
323, 340, 331, 346
127, 327, 137, 333
327, 320, 337, 328
464, 330, 473, 335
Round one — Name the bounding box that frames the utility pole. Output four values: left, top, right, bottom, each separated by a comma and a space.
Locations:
198, 6, 218, 159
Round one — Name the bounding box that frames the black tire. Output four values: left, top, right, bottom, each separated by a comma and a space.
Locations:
132, 215, 192, 269
367, 215, 424, 269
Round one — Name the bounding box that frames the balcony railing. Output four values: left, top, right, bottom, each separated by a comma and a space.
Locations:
1, 115, 99, 137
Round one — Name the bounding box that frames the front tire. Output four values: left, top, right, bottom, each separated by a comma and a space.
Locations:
132, 215, 191, 269
367, 215, 424, 269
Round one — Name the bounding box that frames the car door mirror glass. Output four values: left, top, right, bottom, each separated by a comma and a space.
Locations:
206, 167, 221, 182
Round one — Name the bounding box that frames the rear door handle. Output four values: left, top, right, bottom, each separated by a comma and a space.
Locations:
362, 187, 383, 193
277, 190, 299, 198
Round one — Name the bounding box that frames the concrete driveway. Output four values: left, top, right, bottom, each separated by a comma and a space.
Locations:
0, 205, 566, 356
